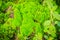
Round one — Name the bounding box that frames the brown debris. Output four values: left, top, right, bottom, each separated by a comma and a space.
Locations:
9, 11, 14, 18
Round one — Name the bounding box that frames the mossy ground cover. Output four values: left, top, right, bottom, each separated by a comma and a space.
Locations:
0, 0, 60, 40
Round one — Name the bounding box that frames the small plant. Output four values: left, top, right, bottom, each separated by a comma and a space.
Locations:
0, 0, 60, 40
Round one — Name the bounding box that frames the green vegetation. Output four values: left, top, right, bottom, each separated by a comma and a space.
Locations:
0, 0, 60, 40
